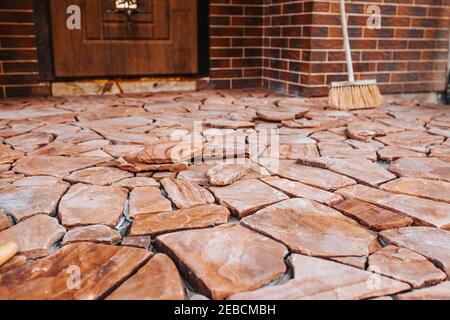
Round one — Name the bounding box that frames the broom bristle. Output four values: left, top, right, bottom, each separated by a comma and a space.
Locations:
329, 83, 383, 111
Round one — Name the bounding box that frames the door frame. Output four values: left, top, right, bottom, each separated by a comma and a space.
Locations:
33, 0, 209, 82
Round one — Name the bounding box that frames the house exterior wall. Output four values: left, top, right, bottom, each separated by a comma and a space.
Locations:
0, 0, 449, 98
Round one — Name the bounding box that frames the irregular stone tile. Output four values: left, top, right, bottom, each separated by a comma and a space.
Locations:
12, 176, 61, 186
0, 255, 27, 274
429, 144, 450, 162
62, 225, 121, 245
112, 157, 188, 173
0, 242, 150, 300
377, 146, 426, 161
103, 131, 158, 145
107, 254, 185, 300
278, 135, 316, 145
121, 236, 152, 250
129, 187, 172, 218
378, 117, 426, 131
346, 139, 385, 152
336, 184, 450, 229
14, 155, 106, 178
277, 144, 320, 160
0, 182, 70, 222
319, 142, 377, 160
161, 178, 215, 209
207, 164, 253, 186
380, 227, 450, 277
132, 139, 203, 164
116, 177, 160, 189
0, 123, 42, 139
331, 256, 367, 270
0, 172, 24, 184
428, 126, 450, 138
59, 184, 128, 228
66, 166, 133, 186
153, 171, 177, 180
204, 119, 255, 129
0, 213, 12, 231
130, 204, 230, 237
347, 120, 403, 142
376, 131, 444, 152
0, 215, 65, 259
155, 224, 288, 300
261, 176, 343, 206
334, 199, 413, 231
0, 164, 11, 173
210, 179, 288, 218
389, 157, 450, 182
78, 149, 113, 158
5, 132, 54, 153
310, 131, 346, 142
242, 199, 379, 257
177, 163, 213, 186
368, 245, 447, 289
32, 142, 98, 156
0, 145, 24, 164
103, 144, 145, 158
256, 108, 308, 121
275, 160, 356, 191
381, 177, 450, 203
396, 282, 450, 300
230, 255, 410, 300
0, 106, 70, 121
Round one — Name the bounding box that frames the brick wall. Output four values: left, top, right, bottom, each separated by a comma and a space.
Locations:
261, 0, 450, 97
209, 0, 264, 89
0, 0, 50, 98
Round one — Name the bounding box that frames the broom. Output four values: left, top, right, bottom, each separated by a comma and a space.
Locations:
329, 0, 383, 110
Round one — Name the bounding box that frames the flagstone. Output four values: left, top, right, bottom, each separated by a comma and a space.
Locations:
207, 163, 253, 186
275, 160, 356, 191
5, 132, 54, 153
12, 176, 61, 186
331, 256, 367, 270
14, 155, 106, 178
376, 131, 444, 151
107, 254, 186, 300
229, 255, 410, 300
155, 224, 288, 300
389, 157, 450, 182
58, 184, 128, 228
65, 166, 133, 186
346, 139, 385, 152
347, 120, 403, 142
121, 236, 152, 250
368, 245, 447, 289
210, 179, 288, 218
161, 178, 215, 210
380, 227, 450, 277
177, 163, 214, 185
62, 225, 121, 245
377, 146, 426, 161
261, 176, 343, 205
242, 199, 379, 257
128, 187, 172, 218
0, 145, 24, 164
0, 242, 150, 300
103, 144, 145, 158
0, 182, 70, 222
277, 144, 320, 160
256, 108, 308, 121
0, 213, 12, 232
0, 255, 27, 274
133, 139, 203, 164
0, 215, 65, 259
396, 282, 450, 300
130, 204, 230, 237
381, 177, 450, 203
112, 157, 188, 173
116, 177, 160, 189
334, 199, 413, 231
204, 119, 255, 129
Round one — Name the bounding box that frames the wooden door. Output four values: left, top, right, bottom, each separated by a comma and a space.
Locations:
49, 0, 198, 77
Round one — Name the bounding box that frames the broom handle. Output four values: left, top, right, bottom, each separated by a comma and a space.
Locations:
340, 0, 355, 82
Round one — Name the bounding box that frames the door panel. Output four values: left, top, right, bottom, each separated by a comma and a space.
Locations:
50, 0, 198, 77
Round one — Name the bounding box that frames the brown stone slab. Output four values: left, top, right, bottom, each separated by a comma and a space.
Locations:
155, 224, 288, 300
14, 155, 106, 178
62, 225, 121, 245
242, 199, 379, 257
0, 213, 12, 232
334, 199, 413, 231
336, 184, 450, 230
0, 215, 66, 259
377, 146, 426, 161
59, 184, 128, 228
389, 157, 450, 182
230, 255, 410, 300
5, 132, 54, 153
0, 182, 70, 222
0, 145, 23, 164
115, 177, 160, 189
347, 120, 403, 142
368, 245, 447, 289
380, 177, 450, 203
65, 166, 133, 186
376, 131, 444, 151
275, 160, 356, 191
256, 108, 308, 121
161, 178, 215, 209
103, 144, 145, 158
0, 242, 151, 300
112, 157, 188, 173
130, 204, 230, 237
0, 255, 27, 274
12, 176, 61, 186
121, 236, 152, 250
380, 227, 450, 277
107, 254, 186, 300
207, 164, 253, 186
132, 139, 203, 164
210, 179, 289, 218
396, 282, 450, 300
177, 163, 214, 186
331, 256, 367, 270
204, 119, 255, 129
261, 176, 343, 205
128, 187, 172, 218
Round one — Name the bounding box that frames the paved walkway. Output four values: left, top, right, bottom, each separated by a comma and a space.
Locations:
0, 89, 449, 300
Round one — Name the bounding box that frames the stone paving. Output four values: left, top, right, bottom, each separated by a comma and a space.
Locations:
0, 89, 449, 300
